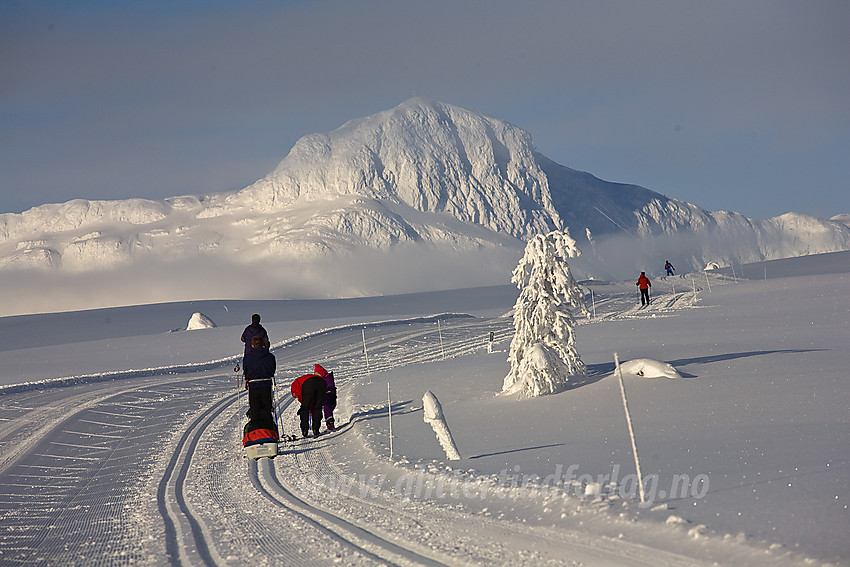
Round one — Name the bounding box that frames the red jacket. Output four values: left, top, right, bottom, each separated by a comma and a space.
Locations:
291, 373, 319, 402
636, 274, 651, 289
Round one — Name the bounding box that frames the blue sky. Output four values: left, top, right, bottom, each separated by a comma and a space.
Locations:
2, 0, 848, 219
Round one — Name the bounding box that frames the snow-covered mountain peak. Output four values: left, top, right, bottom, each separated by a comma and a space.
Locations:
224, 98, 561, 239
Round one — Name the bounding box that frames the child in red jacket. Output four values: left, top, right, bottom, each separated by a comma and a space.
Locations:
313, 364, 337, 430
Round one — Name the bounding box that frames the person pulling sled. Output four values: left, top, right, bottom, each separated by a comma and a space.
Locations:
241, 335, 281, 458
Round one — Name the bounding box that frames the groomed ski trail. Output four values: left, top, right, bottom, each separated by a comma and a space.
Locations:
180, 316, 717, 566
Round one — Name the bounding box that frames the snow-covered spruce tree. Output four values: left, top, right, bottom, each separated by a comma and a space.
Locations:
503, 230, 587, 398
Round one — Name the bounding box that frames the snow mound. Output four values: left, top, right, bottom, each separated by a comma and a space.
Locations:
186, 312, 216, 331
616, 358, 681, 379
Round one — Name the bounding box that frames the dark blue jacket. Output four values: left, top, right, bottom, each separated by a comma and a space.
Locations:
241, 323, 268, 355
244, 346, 275, 386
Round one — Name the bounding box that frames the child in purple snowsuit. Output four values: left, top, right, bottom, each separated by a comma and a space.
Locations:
313, 364, 337, 430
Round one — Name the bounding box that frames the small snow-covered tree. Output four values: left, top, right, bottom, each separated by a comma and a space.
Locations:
503, 230, 587, 397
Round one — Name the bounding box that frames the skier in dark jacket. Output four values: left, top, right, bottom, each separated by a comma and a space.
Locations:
636, 272, 651, 306
291, 368, 327, 438
313, 364, 337, 431
665, 260, 675, 276
243, 335, 276, 427
241, 313, 269, 362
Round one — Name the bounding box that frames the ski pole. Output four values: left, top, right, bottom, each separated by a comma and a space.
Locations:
272, 375, 282, 440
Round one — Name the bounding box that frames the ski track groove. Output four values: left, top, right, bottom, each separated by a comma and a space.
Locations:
218, 366, 464, 562
157, 390, 235, 567
0, 376, 230, 565
257, 317, 710, 566
168, 319, 503, 566
184, 381, 407, 567
249, 458, 414, 566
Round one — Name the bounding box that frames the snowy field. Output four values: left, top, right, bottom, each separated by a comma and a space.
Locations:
0, 253, 847, 566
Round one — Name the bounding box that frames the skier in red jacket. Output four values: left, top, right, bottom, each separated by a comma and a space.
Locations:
291, 368, 328, 438
636, 272, 651, 306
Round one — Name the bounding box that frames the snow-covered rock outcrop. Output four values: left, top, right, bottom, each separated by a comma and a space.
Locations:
186, 312, 216, 330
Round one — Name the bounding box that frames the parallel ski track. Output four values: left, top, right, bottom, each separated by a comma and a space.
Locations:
248, 412, 446, 567
247, 317, 713, 567
0, 316, 506, 566
0, 376, 231, 565
158, 390, 236, 566
0, 378, 164, 477
165, 317, 507, 566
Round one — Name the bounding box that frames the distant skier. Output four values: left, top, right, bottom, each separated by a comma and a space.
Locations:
241, 314, 269, 374
291, 368, 327, 438
243, 335, 276, 428
665, 260, 675, 276
636, 272, 652, 306
313, 364, 337, 431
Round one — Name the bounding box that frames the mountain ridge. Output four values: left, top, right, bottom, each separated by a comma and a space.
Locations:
1, 98, 848, 314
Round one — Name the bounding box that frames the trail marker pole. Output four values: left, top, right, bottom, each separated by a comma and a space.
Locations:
704, 272, 712, 293
362, 328, 372, 384
388, 382, 394, 460
614, 353, 646, 504
437, 319, 445, 360
591, 289, 596, 319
